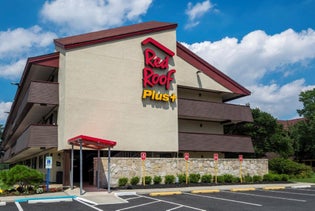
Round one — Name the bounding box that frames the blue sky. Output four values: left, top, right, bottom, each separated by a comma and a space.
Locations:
1, 0, 315, 124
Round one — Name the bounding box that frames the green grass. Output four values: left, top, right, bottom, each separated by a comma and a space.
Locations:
289, 173, 315, 183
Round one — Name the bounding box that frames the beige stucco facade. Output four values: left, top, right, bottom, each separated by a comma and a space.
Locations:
57, 29, 232, 152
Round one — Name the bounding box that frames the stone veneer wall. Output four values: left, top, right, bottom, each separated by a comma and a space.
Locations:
94, 158, 268, 187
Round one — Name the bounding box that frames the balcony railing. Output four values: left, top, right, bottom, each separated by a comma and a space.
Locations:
178, 98, 253, 123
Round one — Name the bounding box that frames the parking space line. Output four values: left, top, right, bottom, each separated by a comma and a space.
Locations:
226, 190, 306, 202
15, 202, 23, 211
125, 196, 142, 200
140, 194, 206, 211
116, 200, 159, 211
258, 189, 315, 196
74, 198, 103, 211
166, 205, 183, 211
184, 192, 262, 207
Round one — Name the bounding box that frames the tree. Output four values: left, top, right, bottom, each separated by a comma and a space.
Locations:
289, 88, 315, 160
225, 108, 294, 158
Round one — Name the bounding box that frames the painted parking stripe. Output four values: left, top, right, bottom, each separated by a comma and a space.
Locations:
15, 202, 23, 211
227, 190, 306, 202
140, 194, 206, 211
291, 185, 311, 189
116, 200, 160, 211
166, 205, 183, 211
185, 192, 262, 207
259, 189, 315, 196
74, 198, 103, 211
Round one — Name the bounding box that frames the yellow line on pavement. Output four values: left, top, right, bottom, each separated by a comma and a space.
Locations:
149, 191, 182, 196
191, 189, 220, 194
263, 186, 286, 190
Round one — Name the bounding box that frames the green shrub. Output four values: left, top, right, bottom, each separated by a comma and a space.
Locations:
244, 175, 253, 183
269, 158, 313, 178
0, 165, 43, 192
177, 174, 186, 184
118, 177, 128, 187
201, 174, 212, 183
153, 176, 162, 184
280, 174, 289, 181
164, 175, 175, 184
189, 173, 200, 183
145, 176, 152, 185
217, 175, 224, 183
223, 174, 234, 183
253, 175, 263, 182
263, 173, 274, 182
130, 176, 140, 185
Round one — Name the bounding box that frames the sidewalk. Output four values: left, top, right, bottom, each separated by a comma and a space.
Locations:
0, 182, 313, 204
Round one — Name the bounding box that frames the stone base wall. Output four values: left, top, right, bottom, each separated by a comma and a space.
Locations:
94, 158, 268, 187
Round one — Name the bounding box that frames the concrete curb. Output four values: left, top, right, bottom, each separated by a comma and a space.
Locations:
263, 186, 286, 190
149, 191, 182, 196
15, 195, 76, 203
191, 189, 220, 194
230, 187, 256, 192
0, 201, 6, 206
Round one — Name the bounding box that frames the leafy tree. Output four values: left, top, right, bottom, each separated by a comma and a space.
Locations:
225, 108, 294, 158
289, 88, 315, 160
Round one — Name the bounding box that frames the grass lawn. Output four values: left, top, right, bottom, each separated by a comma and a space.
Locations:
290, 173, 315, 183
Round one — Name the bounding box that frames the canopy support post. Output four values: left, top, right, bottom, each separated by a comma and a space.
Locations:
97, 149, 100, 190
70, 144, 74, 190
107, 147, 111, 193
80, 140, 83, 195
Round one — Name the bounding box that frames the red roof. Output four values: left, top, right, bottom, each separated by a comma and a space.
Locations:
54, 21, 177, 50
68, 135, 117, 150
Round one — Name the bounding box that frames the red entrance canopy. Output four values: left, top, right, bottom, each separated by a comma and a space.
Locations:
68, 135, 116, 150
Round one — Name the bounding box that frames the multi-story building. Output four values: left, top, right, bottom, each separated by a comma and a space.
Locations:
1, 21, 254, 185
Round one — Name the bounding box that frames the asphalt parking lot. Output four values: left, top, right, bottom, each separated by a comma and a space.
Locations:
2, 186, 315, 211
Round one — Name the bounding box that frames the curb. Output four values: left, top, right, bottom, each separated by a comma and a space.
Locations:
191, 189, 220, 194
291, 185, 312, 189
263, 186, 286, 190
15, 195, 76, 203
0, 202, 6, 206
149, 191, 182, 196
230, 187, 256, 192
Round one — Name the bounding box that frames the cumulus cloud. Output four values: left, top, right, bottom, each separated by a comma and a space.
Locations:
40, 0, 153, 34
182, 28, 315, 119
185, 0, 212, 29
0, 26, 56, 80
0, 102, 12, 124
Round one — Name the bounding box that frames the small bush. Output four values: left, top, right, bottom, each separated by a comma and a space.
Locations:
201, 174, 212, 183
145, 176, 152, 185
244, 175, 253, 183
280, 174, 289, 181
153, 176, 162, 185
253, 175, 263, 182
164, 175, 175, 184
118, 177, 128, 187
189, 173, 200, 183
269, 158, 313, 178
130, 176, 140, 186
232, 176, 240, 183
223, 174, 234, 183
217, 175, 224, 183
263, 173, 274, 182
177, 174, 186, 184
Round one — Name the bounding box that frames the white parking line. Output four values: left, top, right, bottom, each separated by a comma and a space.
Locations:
140, 194, 206, 211
259, 189, 315, 196
116, 200, 159, 211
15, 202, 23, 211
166, 205, 183, 211
227, 190, 306, 202
74, 198, 103, 211
125, 196, 142, 201
185, 192, 262, 207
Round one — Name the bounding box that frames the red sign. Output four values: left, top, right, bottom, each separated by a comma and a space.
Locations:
214, 153, 218, 161
239, 154, 243, 162
141, 152, 146, 160
184, 152, 189, 161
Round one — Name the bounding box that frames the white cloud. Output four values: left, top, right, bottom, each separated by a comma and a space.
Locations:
185, 0, 212, 29
40, 0, 153, 34
0, 26, 56, 80
182, 28, 315, 119
0, 102, 12, 124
